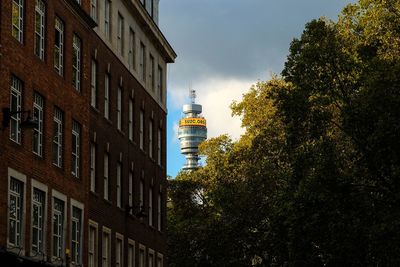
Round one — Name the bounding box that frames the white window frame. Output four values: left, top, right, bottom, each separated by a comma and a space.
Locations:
140, 42, 146, 81
31, 179, 48, 257
128, 239, 135, 267
117, 161, 122, 208
51, 190, 67, 263
157, 66, 163, 101
90, 0, 98, 22
128, 98, 134, 141
139, 179, 144, 210
148, 187, 153, 226
157, 191, 162, 231
139, 110, 144, 150
54, 17, 64, 75
34, 0, 45, 60
53, 107, 63, 167
104, 73, 110, 119
90, 143, 96, 192
104, 153, 109, 200
115, 233, 124, 267
157, 128, 161, 165
139, 244, 145, 267
102, 226, 111, 267
70, 199, 84, 266
91, 60, 97, 108
149, 55, 155, 92
117, 13, 124, 55
72, 34, 81, 91
7, 168, 26, 253
149, 120, 153, 158
71, 121, 81, 178
12, 0, 24, 42
10, 75, 22, 144
104, 0, 111, 40
88, 220, 98, 267
156, 253, 164, 267
128, 28, 135, 70
148, 249, 155, 267
128, 171, 133, 215
32, 92, 44, 156
117, 87, 122, 130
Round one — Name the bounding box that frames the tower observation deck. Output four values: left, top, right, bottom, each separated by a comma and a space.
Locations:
178, 89, 207, 170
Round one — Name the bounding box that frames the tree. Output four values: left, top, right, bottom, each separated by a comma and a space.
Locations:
167, 1, 400, 266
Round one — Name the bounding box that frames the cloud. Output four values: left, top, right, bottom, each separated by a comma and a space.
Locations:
169, 77, 258, 140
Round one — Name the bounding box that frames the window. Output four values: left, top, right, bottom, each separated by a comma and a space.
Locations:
104, 153, 109, 200
104, 74, 110, 119
157, 66, 163, 101
145, 0, 152, 16
156, 254, 163, 267
140, 42, 146, 81
149, 120, 153, 158
128, 98, 134, 141
52, 197, 65, 259
75, 0, 81, 4
71, 121, 81, 178
128, 28, 135, 70
139, 180, 144, 210
54, 17, 64, 75
71, 206, 83, 265
117, 162, 122, 208
157, 128, 161, 165
32, 93, 44, 156
52, 107, 63, 167
8, 177, 24, 248
104, 0, 111, 40
117, 13, 124, 55
148, 187, 153, 226
90, 143, 96, 192
117, 87, 122, 130
149, 55, 155, 91
139, 110, 144, 150
148, 250, 155, 267
102, 228, 111, 267
72, 34, 81, 91
158, 192, 162, 231
31, 187, 46, 255
88, 221, 98, 267
34, 0, 45, 60
90, 0, 98, 21
12, 0, 24, 42
115, 234, 124, 267
10, 76, 22, 143
91, 60, 97, 108
128, 240, 135, 267
128, 171, 133, 215
139, 247, 145, 267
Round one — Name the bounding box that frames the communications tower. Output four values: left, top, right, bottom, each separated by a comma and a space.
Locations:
178, 89, 207, 170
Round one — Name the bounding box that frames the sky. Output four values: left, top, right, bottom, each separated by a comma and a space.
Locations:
159, 0, 354, 178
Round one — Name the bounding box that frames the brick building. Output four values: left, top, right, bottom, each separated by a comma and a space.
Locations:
0, 0, 175, 266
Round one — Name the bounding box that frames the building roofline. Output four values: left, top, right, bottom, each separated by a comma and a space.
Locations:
61, 0, 97, 29
122, 0, 177, 63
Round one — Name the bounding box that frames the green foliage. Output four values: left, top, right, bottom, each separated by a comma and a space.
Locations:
167, 1, 400, 266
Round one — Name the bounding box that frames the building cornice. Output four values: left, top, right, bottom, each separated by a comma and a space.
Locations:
122, 0, 177, 63
61, 0, 97, 29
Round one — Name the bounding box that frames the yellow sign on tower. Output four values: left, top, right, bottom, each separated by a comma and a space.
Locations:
179, 118, 207, 127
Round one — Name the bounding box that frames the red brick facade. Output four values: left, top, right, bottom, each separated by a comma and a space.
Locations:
0, 0, 175, 266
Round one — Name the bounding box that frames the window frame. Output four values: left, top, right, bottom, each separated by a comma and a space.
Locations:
30, 180, 48, 257
104, 153, 109, 200
102, 227, 111, 267
90, 142, 97, 192
32, 92, 44, 157
34, 0, 46, 60
51, 190, 67, 262
70, 200, 84, 265
12, 0, 24, 42
71, 120, 81, 178
10, 75, 23, 144
52, 107, 63, 167
54, 17, 64, 75
72, 34, 81, 91
91, 59, 98, 108
88, 220, 99, 267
